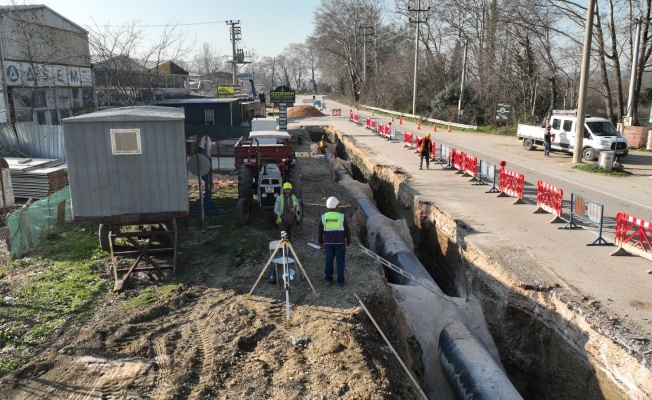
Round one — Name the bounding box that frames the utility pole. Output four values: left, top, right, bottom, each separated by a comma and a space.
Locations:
409, 0, 429, 115
626, 17, 642, 122
226, 20, 241, 85
573, 0, 596, 164
226, 20, 251, 89
458, 40, 468, 120
361, 26, 374, 85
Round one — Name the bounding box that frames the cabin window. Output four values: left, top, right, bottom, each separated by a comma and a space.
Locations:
110, 129, 142, 155
204, 109, 215, 125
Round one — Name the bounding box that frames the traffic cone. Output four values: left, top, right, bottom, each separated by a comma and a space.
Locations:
433, 124, 437, 132
372, 110, 375, 116
417, 120, 421, 130
399, 116, 403, 125
447, 123, 451, 132
392, 116, 394, 123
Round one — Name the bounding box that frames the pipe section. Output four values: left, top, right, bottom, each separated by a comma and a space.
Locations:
324, 145, 522, 399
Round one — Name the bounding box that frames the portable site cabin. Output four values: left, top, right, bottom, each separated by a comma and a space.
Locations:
63, 106, 188, 290
63, 106, 188, 223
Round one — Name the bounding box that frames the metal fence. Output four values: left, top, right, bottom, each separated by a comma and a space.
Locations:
0, 122, 65, 160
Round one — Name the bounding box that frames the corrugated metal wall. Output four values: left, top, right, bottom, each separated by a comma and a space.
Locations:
0, 7, 90, 66
64, 119, 188, 219
0, 122, 65, 160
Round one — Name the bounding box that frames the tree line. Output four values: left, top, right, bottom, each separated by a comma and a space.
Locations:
304, 0, 652, 127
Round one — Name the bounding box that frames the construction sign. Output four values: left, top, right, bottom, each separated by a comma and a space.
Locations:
216, 85, 237, 97
270, 85, 295, 104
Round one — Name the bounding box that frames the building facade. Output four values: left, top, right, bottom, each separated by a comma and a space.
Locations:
0, 5, 94, 125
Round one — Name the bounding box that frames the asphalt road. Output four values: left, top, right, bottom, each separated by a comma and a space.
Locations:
289, 97, 652, 343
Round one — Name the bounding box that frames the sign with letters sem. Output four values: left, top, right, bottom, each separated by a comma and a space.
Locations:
270, 85, 295, 104
4, 61, 92, 87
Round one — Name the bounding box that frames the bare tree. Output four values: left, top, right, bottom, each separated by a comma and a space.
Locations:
88, 18, 193, 107
0, 4, 92, 122
312, 0, 385, 100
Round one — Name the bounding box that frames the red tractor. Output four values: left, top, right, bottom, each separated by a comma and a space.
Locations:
233, 131, 302, 225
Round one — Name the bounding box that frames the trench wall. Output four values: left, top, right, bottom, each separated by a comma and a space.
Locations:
323, 127, 638, 400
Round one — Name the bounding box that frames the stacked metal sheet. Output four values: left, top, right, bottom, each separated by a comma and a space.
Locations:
5, 158, 68, 199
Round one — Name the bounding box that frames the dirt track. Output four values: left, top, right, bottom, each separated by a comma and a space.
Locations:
0, 128, 424, 399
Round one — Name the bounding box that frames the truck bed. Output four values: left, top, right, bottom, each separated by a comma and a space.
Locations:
516, 124, 545, 139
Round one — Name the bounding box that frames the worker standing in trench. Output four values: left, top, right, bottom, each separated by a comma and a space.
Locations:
318, 196, 352, 286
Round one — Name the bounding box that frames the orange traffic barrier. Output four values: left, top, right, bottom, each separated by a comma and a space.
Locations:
399, 116, 403, 125
433, 124, 437, 132
447, 123, 451, 132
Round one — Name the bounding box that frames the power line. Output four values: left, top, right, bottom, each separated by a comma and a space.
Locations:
83, 20, 229, 28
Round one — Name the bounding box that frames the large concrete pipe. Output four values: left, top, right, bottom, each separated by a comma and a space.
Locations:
323, 145, 522, 399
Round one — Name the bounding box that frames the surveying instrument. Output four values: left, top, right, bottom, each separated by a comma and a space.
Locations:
247, 231, 319, 324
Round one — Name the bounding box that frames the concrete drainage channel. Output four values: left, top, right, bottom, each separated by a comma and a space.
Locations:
303, 126, 636, 399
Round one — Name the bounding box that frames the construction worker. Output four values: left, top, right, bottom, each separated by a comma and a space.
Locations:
419, 133, 433, 169
318, 196, 351, 286
274, 182, 300, 242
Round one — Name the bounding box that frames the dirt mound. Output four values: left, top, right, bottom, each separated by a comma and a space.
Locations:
0, 128, 423, 399
288, 105, 325, 118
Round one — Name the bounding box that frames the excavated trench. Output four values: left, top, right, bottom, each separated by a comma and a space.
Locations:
304, 126, 633, 400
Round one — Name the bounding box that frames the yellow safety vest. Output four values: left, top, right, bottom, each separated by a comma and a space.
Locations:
276, 194, 298, 224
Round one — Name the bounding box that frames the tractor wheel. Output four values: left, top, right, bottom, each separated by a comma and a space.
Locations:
98, 224, 114, 252
583, 147, 597, 161
523, 138, 535, 151
238, 164, 254, 201
236, 198, 251, 226
288, 165, 302, 198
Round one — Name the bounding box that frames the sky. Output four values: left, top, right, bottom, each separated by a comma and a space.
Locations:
1, 0, 319, 60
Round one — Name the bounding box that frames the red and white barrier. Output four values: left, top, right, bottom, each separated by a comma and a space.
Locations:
404, 132, 413, 148
451, 149, 465, 171
612, 213, 652, 261
534, 181, 565, 223
370, 119, 377, 133
349, 109, 354, 121
498, 168, 525, 204
366, 117, 371, 129
462, 154, 478, 180
332, 109, 342, 117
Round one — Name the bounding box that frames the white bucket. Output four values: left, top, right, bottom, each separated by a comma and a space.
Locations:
599, 150, 615, 171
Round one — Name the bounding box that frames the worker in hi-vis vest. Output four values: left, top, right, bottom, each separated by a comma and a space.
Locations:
318, 196, 352, 286
274, 182, 300, 242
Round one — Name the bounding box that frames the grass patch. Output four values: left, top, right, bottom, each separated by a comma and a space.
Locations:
573, 163, 632, 176
0, 224, 111, 376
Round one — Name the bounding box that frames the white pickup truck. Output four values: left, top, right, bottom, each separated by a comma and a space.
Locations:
516, 110, 629, 161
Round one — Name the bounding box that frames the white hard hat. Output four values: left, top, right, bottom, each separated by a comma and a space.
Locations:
326, 196, 339, 209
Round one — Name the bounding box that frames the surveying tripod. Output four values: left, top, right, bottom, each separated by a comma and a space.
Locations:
247, 231, 319, 324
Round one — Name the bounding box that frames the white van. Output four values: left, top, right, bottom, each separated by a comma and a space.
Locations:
517, 110, 629, 160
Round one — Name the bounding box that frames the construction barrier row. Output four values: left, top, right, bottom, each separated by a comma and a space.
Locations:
347, 108, 648, 264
